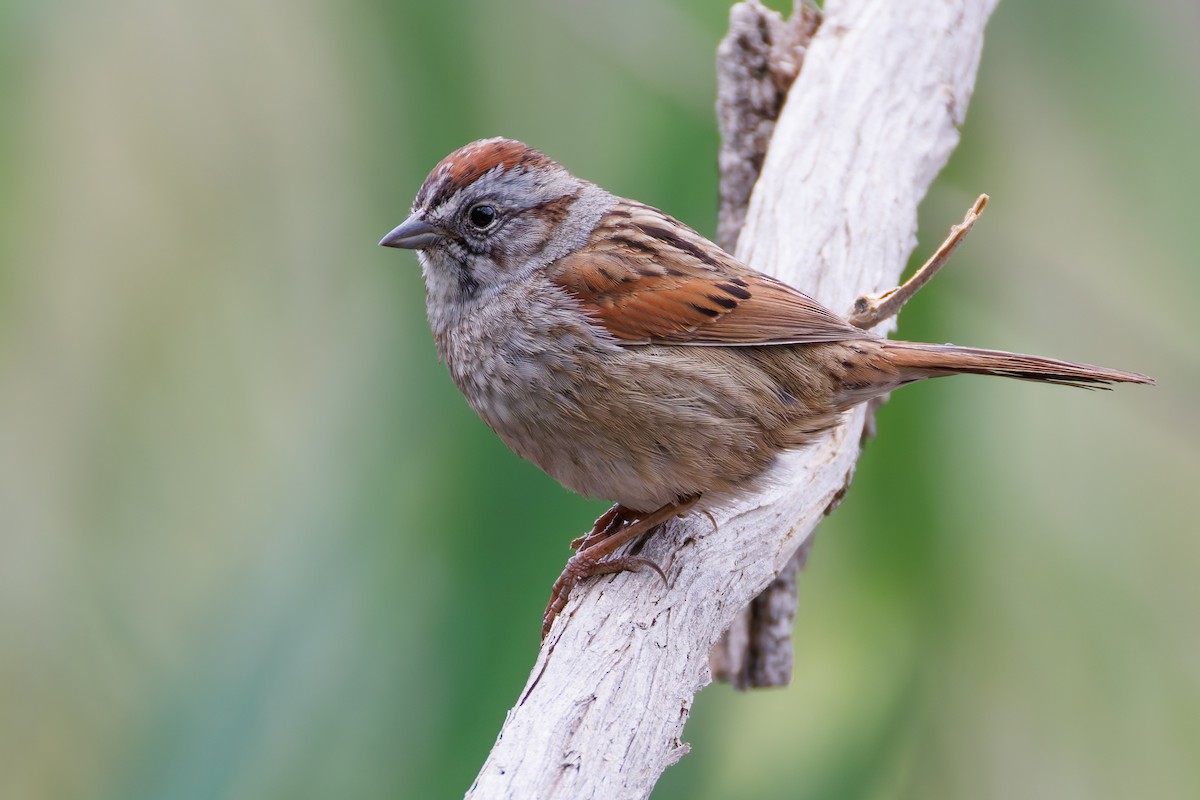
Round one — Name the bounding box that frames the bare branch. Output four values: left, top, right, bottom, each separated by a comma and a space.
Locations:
709, 0, 821, 691
466, 1, 999, 797
715, 0, 821, 254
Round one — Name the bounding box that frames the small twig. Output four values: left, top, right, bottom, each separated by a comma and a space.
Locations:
849, 194, 989, 329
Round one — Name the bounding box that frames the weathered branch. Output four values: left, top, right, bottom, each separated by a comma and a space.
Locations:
715, 1, 821, 256
707, 1, 822, 691
710, 0, 821, 690
466, 1, 998, 797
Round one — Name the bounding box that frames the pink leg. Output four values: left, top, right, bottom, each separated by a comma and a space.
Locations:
569, 504, 633, 552
542, 496, 698, 639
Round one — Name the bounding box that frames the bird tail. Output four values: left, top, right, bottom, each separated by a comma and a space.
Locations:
882, 341, 1154, 390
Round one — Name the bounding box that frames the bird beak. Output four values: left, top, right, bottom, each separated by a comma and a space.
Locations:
379, 214, 444, 249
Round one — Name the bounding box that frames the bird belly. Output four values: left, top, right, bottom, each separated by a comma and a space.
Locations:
436, 289, 840, 511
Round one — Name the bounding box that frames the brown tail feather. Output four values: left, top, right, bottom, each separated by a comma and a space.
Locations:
883, 341, 1154, 390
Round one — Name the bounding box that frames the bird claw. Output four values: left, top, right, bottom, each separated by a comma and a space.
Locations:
541, 497, 698, 639
624, 556, 669, 587
542, 553, 667, 638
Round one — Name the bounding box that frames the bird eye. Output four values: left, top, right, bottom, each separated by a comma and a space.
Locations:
468, 204, 497, 229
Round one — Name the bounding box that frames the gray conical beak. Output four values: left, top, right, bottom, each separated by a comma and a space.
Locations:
379, 214, 443, 249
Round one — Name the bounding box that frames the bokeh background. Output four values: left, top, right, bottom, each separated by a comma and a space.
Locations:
1, 0, 1196, 797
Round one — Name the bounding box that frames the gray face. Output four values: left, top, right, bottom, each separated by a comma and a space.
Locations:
413, 162, 585, 300
378, 140, 577, 299
379, 138, 615, 335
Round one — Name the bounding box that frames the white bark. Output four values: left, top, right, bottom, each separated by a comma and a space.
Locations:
466, 1, 999, 798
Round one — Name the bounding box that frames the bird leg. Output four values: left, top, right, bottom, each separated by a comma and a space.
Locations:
569, 503, 633, 552
543, 496, 699, 639
848, 194, 989, 329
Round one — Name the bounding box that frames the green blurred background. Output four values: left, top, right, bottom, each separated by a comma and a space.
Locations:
1, 0, 1196, 797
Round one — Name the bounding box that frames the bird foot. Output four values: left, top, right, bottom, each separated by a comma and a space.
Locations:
542, 554, 668, 638
542, 496, 698, 639
569, 504, 630, 551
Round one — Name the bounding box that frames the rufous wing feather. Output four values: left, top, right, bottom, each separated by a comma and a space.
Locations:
549, 200, 870, 347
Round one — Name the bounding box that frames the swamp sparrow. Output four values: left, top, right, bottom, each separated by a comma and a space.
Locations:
380, 138, 1151, 635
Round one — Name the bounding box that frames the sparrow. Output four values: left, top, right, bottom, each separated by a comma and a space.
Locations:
379, 138, 1152, 635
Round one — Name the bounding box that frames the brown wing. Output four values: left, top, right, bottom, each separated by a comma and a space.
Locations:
549, 200, 870, 346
